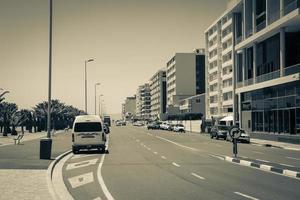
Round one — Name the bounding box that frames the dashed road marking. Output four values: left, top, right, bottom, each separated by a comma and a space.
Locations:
234, 192, 259, 200
147, 147, 151, 151
153, 151, 158, 154
155, 136, 199, 151
68, 172, 94, 189
209, 154, 224, 160
172, 162, 180, 167
93, 197, 102, 200
66, 158, 98, 170
161, 156, 166, 159
286, 156, 300, 161
191, 172, 205, 180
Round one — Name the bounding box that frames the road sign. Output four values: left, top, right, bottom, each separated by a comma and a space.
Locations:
229, 127, 241, 139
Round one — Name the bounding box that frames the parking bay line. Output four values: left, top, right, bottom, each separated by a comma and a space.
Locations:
234, 192, 259, 200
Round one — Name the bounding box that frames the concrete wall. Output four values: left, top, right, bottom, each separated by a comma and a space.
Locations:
169, 120, 202, 133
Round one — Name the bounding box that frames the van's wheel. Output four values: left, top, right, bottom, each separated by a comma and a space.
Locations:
72, 147, 78, 154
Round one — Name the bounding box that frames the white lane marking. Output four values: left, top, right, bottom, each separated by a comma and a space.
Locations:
191, 172, 205, 180
279, 163, 295, 168
97, 137, 115, 200
52, 153, 74, 200
253, 151, 264, 154
161, 156, 167, 159
286, 156, 300, 161
251, 144, 263, 147
155, 136, 199, 151
93, 197, 102, 200
68, 172, 94, 189
209, 154, 225, 161
147, 147, 151, 151
136, 139, 140, 142
256, 159, 270, 163
66, 158, 98, 170
153, 151, 158, 155
234, 192, 259, 200
172, 162, 180, 167
71, 154, 96, 160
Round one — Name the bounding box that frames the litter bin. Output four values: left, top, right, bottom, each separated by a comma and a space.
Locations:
40, 138, 52, 159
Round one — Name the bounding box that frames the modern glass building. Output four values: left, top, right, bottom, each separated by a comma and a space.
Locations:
233, 0, 300, 135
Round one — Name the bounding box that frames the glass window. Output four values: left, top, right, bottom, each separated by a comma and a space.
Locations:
74, 122, 102, 132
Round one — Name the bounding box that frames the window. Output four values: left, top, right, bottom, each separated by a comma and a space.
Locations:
74, 122, 102, 132
223, 91, 233, 101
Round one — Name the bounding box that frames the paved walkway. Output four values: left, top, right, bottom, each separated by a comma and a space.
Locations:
0, 131, 47, 146
251, 138, 300, 151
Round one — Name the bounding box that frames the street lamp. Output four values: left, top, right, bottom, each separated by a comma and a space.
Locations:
84, 58, 94, 114
98, 94, 103, 117
94, 83, 101, 115
40, 0, 53, 160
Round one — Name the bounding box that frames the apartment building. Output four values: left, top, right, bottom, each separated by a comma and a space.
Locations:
149, 69, 167, 120
136, 84, 151, 120
166, 49, 205, 114
233, 0, 300, 135
122, 96, 136, 121
205, 2, 238, 121
179, 94, 206, 115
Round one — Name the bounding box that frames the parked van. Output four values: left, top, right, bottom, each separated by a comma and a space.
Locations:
72, 115, 106, 154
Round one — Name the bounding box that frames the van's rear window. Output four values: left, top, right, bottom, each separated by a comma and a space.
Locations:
74, 122, 102, 132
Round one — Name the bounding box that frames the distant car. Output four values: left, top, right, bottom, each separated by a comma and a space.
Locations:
103, 123, 110, 134
133, 121, 144, 127
173, 124, 185, 133
210, 125, 229, 140
160, 122, 171, 130
226, 128, 250, 143
147, 122, 161, 130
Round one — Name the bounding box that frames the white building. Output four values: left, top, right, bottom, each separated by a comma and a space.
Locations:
166, 49, 205, 114
179, 94, 206, 116
150, 69, 167, 120
122, 96, 136, 121
136, 84, 151, 120
205, 1, 239, 120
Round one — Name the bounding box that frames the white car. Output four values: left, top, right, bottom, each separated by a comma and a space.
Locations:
72, 115, 106, 154
173, 124, 185, 133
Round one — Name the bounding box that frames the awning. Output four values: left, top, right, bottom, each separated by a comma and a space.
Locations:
220, 115, 233, 122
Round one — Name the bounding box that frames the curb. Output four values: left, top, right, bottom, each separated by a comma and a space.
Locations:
46, 150, 72, 200
251, 142, 300, 151
225, 156, 300, 180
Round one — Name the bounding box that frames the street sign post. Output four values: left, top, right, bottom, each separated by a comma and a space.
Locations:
229, 127, 241, 158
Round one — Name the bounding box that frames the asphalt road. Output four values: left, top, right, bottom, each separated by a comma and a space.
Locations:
61, 125, 300, 200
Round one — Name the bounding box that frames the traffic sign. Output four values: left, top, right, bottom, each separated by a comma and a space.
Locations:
229, 127, 241, 139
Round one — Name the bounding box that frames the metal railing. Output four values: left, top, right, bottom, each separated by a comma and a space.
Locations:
255, 70, 280, 83
283, 63, 300, 76
256, 20, 266, 32
284, 0, 299, 15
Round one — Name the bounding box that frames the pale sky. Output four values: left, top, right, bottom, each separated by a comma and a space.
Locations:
0, 0, 227, 115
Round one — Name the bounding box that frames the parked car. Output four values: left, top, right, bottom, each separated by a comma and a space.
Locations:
173, 124, 185, 133
210, 125, 229, 140
103, 123, 110, 134
147, 122, 161, 130
226, 128, 250, 143
133, 121, 144, 127
168, 124, 175, 131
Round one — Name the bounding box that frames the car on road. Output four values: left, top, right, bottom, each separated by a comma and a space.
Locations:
72, 115, 106, 154
173, 124, 185, 133
133, 121, 144, 127
147, 122, 161, 130
226, 128, 250, 143
103, 123, 110, 134
160, 122, 171, 130
210, 125, 229, 140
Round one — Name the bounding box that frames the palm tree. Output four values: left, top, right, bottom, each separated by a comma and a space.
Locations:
0, 102, 18, 136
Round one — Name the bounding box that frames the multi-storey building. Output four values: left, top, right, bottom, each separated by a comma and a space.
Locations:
166, 49, 205, 114
122, 96, 136, 121
232, 0, 300, 135
179, 94, 206, 115
136, 84, 151, 120
149, 69, 167, 120
205, 2, 238, 121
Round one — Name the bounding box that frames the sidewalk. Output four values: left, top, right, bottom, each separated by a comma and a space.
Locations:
0, 131, 72, 200
251, 138, 300, 151
0, 131, 47, 146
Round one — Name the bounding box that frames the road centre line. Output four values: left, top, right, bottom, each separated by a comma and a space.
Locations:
190, 172, 205, 180
93, 197, 102, 200
279, 163, 295, 167
155, 136, 199, 151
153, 151, 158, 154
234, 192, 259, 200
286, 156, 300, 161
172, 162, 181, 167
161, 156, 167, 159
256, 159, 270, 163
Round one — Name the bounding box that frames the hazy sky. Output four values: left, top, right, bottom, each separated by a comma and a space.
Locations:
0, 0, 227, 115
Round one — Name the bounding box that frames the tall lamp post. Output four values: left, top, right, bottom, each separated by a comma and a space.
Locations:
40, 0, 53, 159
98, 94, 103, 117
94, 83, 101, 115
84, 58, 94, 114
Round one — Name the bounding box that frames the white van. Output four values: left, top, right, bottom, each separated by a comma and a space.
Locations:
72, 115, 106, 154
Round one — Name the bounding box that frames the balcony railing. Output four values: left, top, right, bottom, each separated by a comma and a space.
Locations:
283, 63, 300, 76
256, 20, 266, 32
255, 70, 280, 83
284, 0, 299, 15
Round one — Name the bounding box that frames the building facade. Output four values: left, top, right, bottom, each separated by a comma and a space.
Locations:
122, 96, 136, 121
150, 69, 167, 120
233, 0, 300, 135
166, 49, 205, 114
136, 84, 151, 120
179, 94, 206, 116
205, 2, 238, 121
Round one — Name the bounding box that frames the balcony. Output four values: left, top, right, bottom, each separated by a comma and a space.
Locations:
285, 0, 299, 15
256, 70, 280, 84
284, 63, 300, 76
